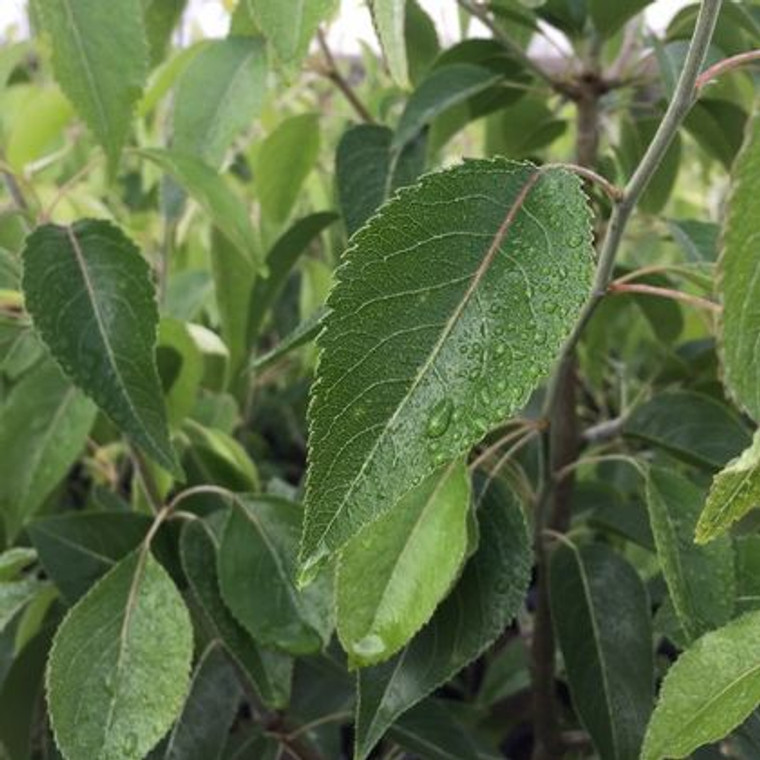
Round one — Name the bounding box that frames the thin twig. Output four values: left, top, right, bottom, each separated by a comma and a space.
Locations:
607, 281, 722, 313
285, 711, 352, 741
316, 29, 375, 124
554, 453, 646, 483
469, 422, 540, 473
697, 49, 760, 90
41, 153, 102, 222
545, 162, 624, 201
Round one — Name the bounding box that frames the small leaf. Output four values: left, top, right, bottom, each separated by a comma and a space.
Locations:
667, 219, 719, 263
335, 123, 426, 237
0, 359, 96, 541
140, 149, 262, 268
355, 475, 531, 759
171, 36, 267, 169
250, 306, 327, 371
141, 0, 187, 66
256, 114, 321, 225
0, 548, 37, 582
218, 498, 333, 655
337, 460, 470, 667
589, 0, 653, 37
624, 391, 751, 471
720, 108, 760, 421
35, 0, 149, 174
370, 0, 409, 88
550, 541, 654, 760
642, 610, 760, 760
248, 0, 337, 66
393, 64, 503, 151
646, 468, 735, 641
0, 578, 45, 635
301, 158, 593, 577
180, 519, 292, 708
697, 431, 760, 544
22, 220, 181, 477
47, 549, 194, 760
163, 642, 242, 760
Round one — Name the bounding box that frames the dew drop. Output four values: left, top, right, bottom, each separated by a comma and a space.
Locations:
426, 397, 454, 439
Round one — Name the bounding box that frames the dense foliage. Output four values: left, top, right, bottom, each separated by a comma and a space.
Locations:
2, 1, 760, 759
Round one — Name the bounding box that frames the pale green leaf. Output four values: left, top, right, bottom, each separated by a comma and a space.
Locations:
370, 0, 409, 88
163, 642, 242, 760
140, 149, 262, 268
337, 460, 470, 667
642, 610, 760, 760
719, 109, 760, 421
0, 359, 96, 541
171, 36, 266, 170
646, 468, 735, 641
22, 220, 181, 477
256, 114, 321, 225
218, 498, 333, 655
248, 0, 337, 66
697, 430, 760, 544
36, 0, 149, 174
550, 542, 654, 760
157, 318, 203, 425
300, 158, 593, 577
0, 578, 45, 635
355, 476, 531, 759
335, 123, 426, 237
180, 519, 292, 708
47, 549, 194, 760
0, 41, 31, 90
141, 0, 187, 66
0, 548, 37, 582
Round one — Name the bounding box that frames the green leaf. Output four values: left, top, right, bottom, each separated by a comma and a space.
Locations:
393, 64, 503, 152
36, 0, 149, 174
248, 212, 339, 341
47, 549, 194, 760
180, 519, 292, 709
163, 642, 242, 760
22, 220, 181, 477
157, 318, 203, 426
0, 578, 45, 635
719, 108, 760, 422
646, 468, 735, 641
248, 0, 337, 66
140, 149, 263, 269
0, 359, 96, 540
171, 37, 267, 170
642, 610, 760, 760
589, 0, 652, 37
667, 219, 719, 263
218, 497, 333, 655
337, 460, 471, 668
335, 124, 426, 237
484, 95, 567, 159
0, 41, 31, 90
256, 114, 321, 225
141, 0, 187, 66
685, 99, 748, 170
300, 158, 593, 577
355, 475, 531, 759
250, 306, 327, 371
624, 391, 751, 471
0, 548, 37, 582
370, 0, 409, 88
696, 431, 760, 544
550, 541, 654, 760
405, 0, 439, 86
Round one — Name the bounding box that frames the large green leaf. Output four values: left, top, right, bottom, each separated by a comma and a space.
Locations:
21, 220, 181, 477
370, 0, 409, 88
355, 476, 531, 759
719, 109, 760, 421
171, 37, 266, 170
248, 0, 337, 66
337, 460, 470, 668
300, 159, 593, 577
256, 114, 321, 225
218, 498, 333, 655
47, 549, 193, 760
642, 610, 760, 760
550, 542, 654, 760
624, 391, 751, 471
0, 359, 96, 541
646, 468, 735, 641
335, 124, 426, 237
36, 0, 149, 174
140, 149, 262, 268
180, 519, 292, 709
163, 642, 242, 760
696, 431, 760, 544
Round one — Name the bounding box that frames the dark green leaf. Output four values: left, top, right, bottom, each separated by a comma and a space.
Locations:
589, 0, 653, 37
301, 159, 593, 576
47, 549, 194, 760
550, 542, 654, 760
405, 0, 439, 85
685, 99, 748, 169
21, 220, 180, 476
667, 219, 719, 263
355, 476, 531, 759
250, 306, 327, 372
